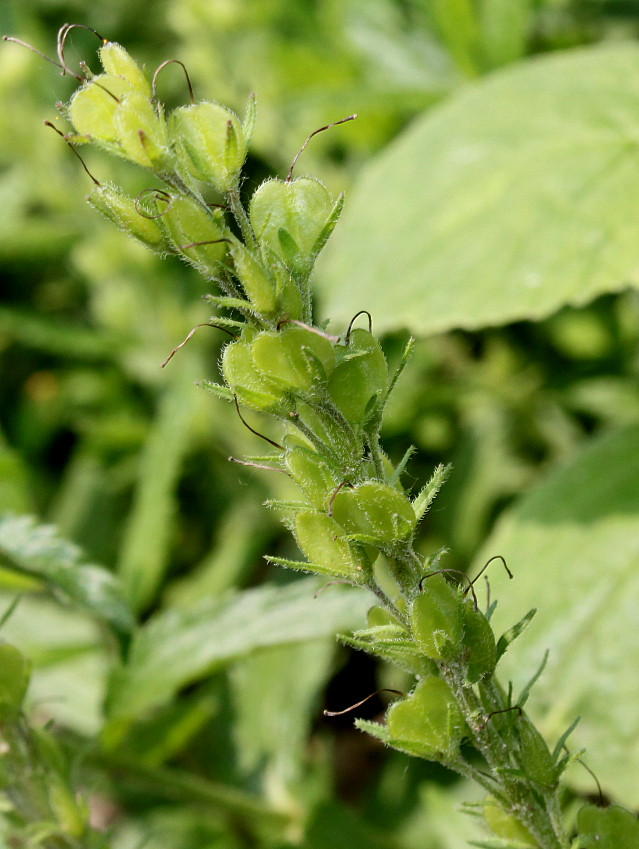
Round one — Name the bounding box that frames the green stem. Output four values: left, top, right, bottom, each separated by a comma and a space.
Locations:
227, 187, 257, 250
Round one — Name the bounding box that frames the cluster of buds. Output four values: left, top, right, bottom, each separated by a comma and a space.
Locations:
2, 27, 589, 848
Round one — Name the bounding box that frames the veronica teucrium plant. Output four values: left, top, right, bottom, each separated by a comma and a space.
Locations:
3, 25, 637, 849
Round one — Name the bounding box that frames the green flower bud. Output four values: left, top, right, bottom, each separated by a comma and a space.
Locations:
251, 326, 336, 395
230, 242, 278, 315
483, 798, 536, 846
99, 42, 151, 96
221, 338, 286, 414
160, 195, 227, 272
517, 716, 558, 787
410, 573, 463, 660
386, 675, 466, 761
249, 177, 335, 274
331, 481, 416, 544
294, 510, 368, 577
328, 329, 388, 427
461, 602, 497, 683
88, 183, 167, 250
170, 102, 247, 192
0, 642, 30, 721
284, 444, 338, 508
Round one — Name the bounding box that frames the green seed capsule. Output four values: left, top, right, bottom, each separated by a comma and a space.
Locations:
410, 574, 463, 660
461, 602, 497, 683
249, 177, 334, 274
99, 42, 151, 96
387, 675, 466, 761
170, 102, 247, 193
284, 445, 337, 508
69, 74, 136, 143
328, 329, 388, 427
331, 481, 416, 544
160, 196, 227, 271
294, 510, 366, 577
113, 91, 169, 168
251, 326, 336, 394
88, 183, 167, 250
221, 339, 285, 413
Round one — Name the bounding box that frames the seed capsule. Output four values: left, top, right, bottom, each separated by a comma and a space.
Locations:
410, 574, 463, 661
331, 481, 416, 544
328, 329, 388, 427
294, 510, 367, 577
251, 326, 336, 395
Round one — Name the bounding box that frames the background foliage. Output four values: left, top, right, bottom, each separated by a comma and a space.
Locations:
1, 0, 639, 846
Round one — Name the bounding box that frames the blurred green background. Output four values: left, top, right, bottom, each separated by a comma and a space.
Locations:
2, 1, 639, 847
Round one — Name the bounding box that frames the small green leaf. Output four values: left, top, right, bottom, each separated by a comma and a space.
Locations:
495, 608, 537, 661
577, 804, 639, 848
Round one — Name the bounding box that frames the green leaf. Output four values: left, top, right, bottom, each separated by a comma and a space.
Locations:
577, 804, 639, 848
472, 425, 639, 807
106, 579, 370, 720
0, 515, 134, 635
319, 44, 639, 334
495, 608, 537, 661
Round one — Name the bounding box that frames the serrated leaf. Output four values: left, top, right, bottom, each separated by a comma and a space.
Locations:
0, 515, 133, 634
472, 425, 639, 807
319, 44, 639, 334
106, 578, 370, 720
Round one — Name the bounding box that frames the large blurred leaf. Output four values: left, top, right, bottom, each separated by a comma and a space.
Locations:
0, 514, 134, 634
107, 579, 370, 720
319, 43, 639, 334
472, 425, 639, 807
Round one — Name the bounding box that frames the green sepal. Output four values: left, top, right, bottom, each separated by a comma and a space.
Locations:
331, 481, 416, 544
410, 573, 463, 660
99, 42, 151, 96
242, 92, 257, 146
311, 191, 345, 260
0, 642, 30, 721
482, 798, 537, 847
284, 444, 338, 508
88, 183, 167, 250
355, 718, 391, 745
204, 294, 253, 313
251, 327, 336, 394
294, 399, 362, 462
327, 329, 388, 427
265, 554, 362, 583
517, 715, 558, 787
496, 608, 537, 661
412, 464, 450, 523
221, 340, 287, 413
198, 377, 235, 403
386, 675, 467, 762
170, 101, 247, 192
294, 510, 369, 578
576, 804, 639, 848
230, 242, 278, 315
462, 602, 497, 684
340, 624, 435, 676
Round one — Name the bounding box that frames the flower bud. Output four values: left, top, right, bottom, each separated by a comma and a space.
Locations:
386, 675, 466, 761
328, 329, 388, 427
249, 177, 337, 275
331, 481, 416, 544
99, 42, 151, 96
251, 326, 336, 395
410, 574, 463, 661
160, 195, 227, 272
88, 183, 167, 250
170, 102, 247, 192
